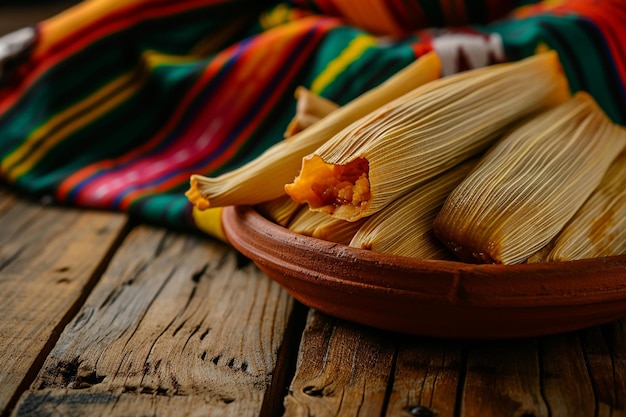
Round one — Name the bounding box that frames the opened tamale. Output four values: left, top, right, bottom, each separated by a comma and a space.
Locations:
185, 51, 442, 210
284, 51, 570, 222
537, 150, 626, 262
433, 92, 626, 265
349, 159, 476, 259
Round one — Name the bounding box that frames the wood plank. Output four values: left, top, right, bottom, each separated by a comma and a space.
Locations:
0, 187, 16, 211
13, 225, 296, 417
385, 317, 626, 417
385, 337, 462, 417
539, 332, 598, 417
12, 390, 262, 416
0, 194, 128, 415
460, 338, 548, 417
291, 314, 626, 417
283, 310, 626, 417
580, 322, 626, 416
283, 311, 396, 417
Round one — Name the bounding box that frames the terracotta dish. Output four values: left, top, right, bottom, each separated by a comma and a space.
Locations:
221, 205, 626, 339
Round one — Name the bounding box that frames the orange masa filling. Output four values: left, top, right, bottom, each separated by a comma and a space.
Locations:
285, 157, 371, 220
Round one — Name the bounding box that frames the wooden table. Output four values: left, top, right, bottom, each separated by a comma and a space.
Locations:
2, 185, 626, 417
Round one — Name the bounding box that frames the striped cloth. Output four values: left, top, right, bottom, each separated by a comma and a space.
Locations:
1, 0, 624, 238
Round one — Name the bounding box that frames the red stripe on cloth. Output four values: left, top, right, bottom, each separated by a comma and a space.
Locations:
55, 52, 227, 202
397, 0, 431, 31
116, 18, 340, 210
453, 0, 468, 26
411, 31, 435, 58
56, 17, 339, 209
119, 19, 339, 210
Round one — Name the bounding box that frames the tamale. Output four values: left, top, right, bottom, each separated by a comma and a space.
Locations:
186, 52, 442, 209
287, 205, 365, 245
256, 195, 302, 227
349, 159, 476, 259
284, 87, 340, 137
433, 92, 626, 265
539, 151, 626, 261
284, 51, 570, 222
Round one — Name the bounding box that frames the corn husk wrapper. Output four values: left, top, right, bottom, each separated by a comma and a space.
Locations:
349, 159, 476, 259
185, 52, 442, 210
256, 195, 302, 227
284, 87, 340, 137
284, 51, 570, 222
524, 243, 553, 264
288, 206, 365, 245
536, 151, 626, 262
433, 92, 626, 265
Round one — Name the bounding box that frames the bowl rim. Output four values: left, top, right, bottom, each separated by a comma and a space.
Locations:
222, 205, 626, 306
222, 205, 626, 338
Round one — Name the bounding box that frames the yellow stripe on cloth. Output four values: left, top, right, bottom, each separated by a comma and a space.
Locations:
142, 49, 202, 66
3, 66, 150, 180
193, 206, 226, 242
310, 34, 377, 94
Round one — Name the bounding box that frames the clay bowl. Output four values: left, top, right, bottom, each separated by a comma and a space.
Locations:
221, 205, 626, 339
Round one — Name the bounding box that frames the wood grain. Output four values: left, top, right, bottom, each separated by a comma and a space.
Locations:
283, 304, 626, 417
283, 311, 396, 417
0, 192, 127, 415
0, 188, 15, 211
13, 390, 264, 416
540, 332, 606, 417
580, 321, 626, 416
386, 338, 462, 417
12, 225, 295, 417
461, 338, 548, 417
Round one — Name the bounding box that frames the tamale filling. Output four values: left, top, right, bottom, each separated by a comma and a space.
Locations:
286, 157, 370, 218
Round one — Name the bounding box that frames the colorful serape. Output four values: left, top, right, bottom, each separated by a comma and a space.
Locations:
1, 0, 624, 239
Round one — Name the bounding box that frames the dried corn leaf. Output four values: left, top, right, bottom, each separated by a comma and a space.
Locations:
284, 87, 340, 137
186, 52, 442, 209
525, 243, 553, 263
288, 206, 364, 245
349, 159, 475, 259
256, 195, 302, 227
540, 151, 626, 261
433, 92, 626, 265
285, 51, 570, 222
